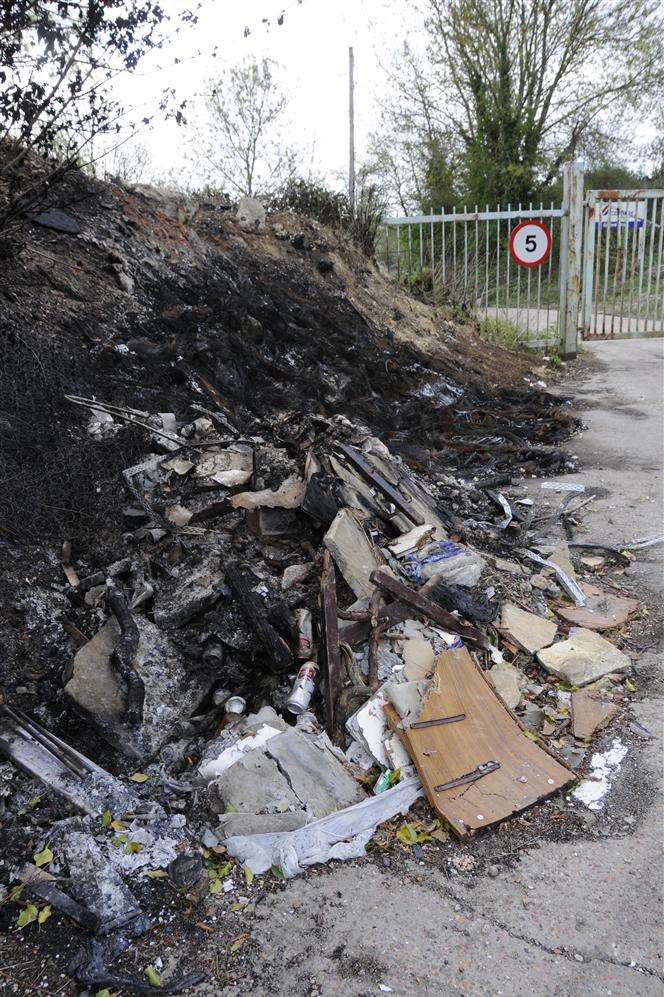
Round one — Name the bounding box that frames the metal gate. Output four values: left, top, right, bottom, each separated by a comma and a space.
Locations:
382, 202, 564, 348
582, 189, 664, 339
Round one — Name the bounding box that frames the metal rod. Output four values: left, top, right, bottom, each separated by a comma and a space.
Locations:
485, 204, 489, 319
645, 195, 657, 333
434, 760, 501, 794
496, 204, 501, 314
617, 199, 631, 336
410, 713, 466, 730
601, 202, 611, 335
655, 197, 664, 330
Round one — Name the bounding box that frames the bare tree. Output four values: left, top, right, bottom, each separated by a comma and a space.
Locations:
0, 2, 192, 231
373, 0, 663, 206
193, 58, 296, 198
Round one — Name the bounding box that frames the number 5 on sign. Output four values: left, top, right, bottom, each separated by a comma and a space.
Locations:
509, 220, 552, 268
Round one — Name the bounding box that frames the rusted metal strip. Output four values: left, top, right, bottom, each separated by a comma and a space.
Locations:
369, 568, 485, 646
410, 713, 466, 730
434, 760, 500, 793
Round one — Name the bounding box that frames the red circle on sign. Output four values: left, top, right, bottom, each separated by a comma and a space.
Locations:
509, 219, 552, 268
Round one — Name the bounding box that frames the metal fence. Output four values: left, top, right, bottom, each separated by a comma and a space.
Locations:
582, 189, 664, 339
383, 169, 664, 355
383, 204, 564, 348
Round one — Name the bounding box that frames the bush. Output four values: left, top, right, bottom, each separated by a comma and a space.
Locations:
270, 178, 386, 258
270, 179, 350, 229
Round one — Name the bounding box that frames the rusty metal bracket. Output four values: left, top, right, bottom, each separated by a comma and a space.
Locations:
410, 713, 466, 730
434, 760, 500, 793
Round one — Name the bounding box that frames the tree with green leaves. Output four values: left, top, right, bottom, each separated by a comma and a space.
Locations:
375, 0, 663, 208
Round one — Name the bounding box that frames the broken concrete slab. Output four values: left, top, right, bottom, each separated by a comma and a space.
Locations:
547, 543, 576, 580
153, 555, 224, 629
65, 616, 213, 759
499, 602, 557, 654
537, 629, 631, 687
197, 708, 289, 784
571, 690, 619, 740
208, 748, 302, 815
487, 658, 525, 710
216, 811, 308, 837
555, 583, 639, 631
194, 445, 253, 488
231, 474, 305, 510
265, 730, 366, 818
324, 507, 385, 599
387, 524, 436, 557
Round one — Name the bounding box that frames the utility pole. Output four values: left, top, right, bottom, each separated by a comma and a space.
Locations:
348, 45, 355, 214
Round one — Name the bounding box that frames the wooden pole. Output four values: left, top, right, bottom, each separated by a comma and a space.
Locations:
348, 45, 355, 213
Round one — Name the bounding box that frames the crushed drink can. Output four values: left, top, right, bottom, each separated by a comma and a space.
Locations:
294, 608, 313, 660
285, 661, 318, 715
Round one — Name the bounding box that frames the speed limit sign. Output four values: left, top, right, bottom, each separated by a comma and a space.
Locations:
509, 220, 552, 268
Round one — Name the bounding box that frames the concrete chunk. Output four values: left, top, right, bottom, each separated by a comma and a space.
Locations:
324, 508, 383, 599
537, 629, 631, 686
500, 602, 557, 653
65, 616, 213, 759
207, 748, 302, 815
265, 730, 366, 818
488, 659, 525, 709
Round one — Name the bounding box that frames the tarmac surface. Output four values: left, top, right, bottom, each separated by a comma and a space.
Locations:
235, 338, 664, 996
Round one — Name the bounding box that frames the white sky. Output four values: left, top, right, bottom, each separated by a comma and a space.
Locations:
118, 0, 405, 187
108, 0, 657, 189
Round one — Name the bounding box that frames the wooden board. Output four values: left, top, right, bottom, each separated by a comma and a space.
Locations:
385, 647, 574, 838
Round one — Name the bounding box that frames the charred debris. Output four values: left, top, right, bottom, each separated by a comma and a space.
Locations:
0, 177, 652, 992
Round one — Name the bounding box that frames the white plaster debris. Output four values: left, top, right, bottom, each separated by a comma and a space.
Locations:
572, 739, 628, 811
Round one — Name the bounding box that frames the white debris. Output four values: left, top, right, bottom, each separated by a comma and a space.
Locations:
572, 739, 628, 811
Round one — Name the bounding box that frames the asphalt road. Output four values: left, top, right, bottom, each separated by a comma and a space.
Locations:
224, 339, 664, 997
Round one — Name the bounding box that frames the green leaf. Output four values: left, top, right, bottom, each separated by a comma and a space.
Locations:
224, 803, 237, 813
396, 823, 419, 845
243, 866, 254, 886
111, 834, 128, 847
624, 678, 636, 693
37, 905, 52, 924
271, 865, 284, 881
129, 772, 150, 783
17, 904, 38, 928
101, 810, 111, 828
95, 990, 111, 997
217, 862, 233, 877
523, 730, 539, 742
230, 902, 247, 911
124, 841, 144, 855
8, 884, 24, 903
144, 964, 161, 987
33, 846, 53, 867
110, 819, 126, 831
208, 878, 223, 895
145, 869, 168, 879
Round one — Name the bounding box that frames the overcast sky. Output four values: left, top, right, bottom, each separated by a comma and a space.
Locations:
119, 0, 403, 187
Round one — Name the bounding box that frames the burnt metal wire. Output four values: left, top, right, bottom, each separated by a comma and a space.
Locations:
0, 333, 145, 543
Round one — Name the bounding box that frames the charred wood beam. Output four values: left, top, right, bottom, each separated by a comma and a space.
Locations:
105, 586, 144, 725
334, 444, 425, 526
367, 589, 385, 693
320, 550, 343, 739
225, 562, 293, 673
369, 569, 486, 647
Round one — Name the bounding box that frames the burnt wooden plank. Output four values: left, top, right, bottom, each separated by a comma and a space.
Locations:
385, 647, 574, 838
225, 562, 293, 673
369, 568, 485, 646
335, 444, 425, 525
320, 550, 343, 739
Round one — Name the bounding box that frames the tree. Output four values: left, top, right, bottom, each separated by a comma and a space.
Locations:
192, 58, 295, 198
0, 1, 192, 229
374, 0, 663, 207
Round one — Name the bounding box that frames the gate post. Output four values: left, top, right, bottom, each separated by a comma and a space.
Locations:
558, 161, 584, 358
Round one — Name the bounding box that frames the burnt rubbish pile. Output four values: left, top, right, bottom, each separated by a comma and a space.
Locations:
0, 177, 647, 992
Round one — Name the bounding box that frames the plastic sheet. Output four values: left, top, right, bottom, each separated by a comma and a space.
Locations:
223, 775, 424, 877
